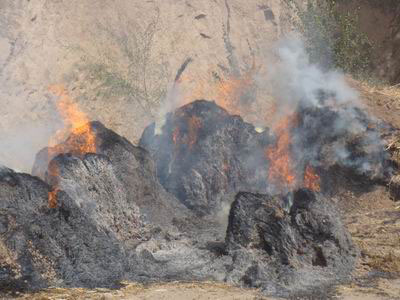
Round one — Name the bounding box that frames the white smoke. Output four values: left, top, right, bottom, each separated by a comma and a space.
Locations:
267, 37, 358, 109
154, 81, 183, 135
265, 37, 388, 178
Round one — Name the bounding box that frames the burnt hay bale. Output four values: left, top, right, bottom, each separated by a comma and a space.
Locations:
225, 189, 358, 296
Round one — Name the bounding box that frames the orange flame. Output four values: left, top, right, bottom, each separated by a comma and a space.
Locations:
48, 188, 59, 209
46, 84, 97, 208
265, 114, 297, 191
215, 71, 253, 116
303, 165, 321, 192
187, 116, 202, 149
172, 115, 202, 150
266, 113, 321, 193
47, 159, 60, 208
176, 61, 259, 121
48, 85, 97, 157
172, 127, 180, 144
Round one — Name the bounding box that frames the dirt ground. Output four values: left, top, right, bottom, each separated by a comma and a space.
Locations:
335, 186, 400, 300
2, 282, 270, 300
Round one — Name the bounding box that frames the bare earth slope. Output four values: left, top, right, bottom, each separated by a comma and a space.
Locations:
0, 0, 293, 172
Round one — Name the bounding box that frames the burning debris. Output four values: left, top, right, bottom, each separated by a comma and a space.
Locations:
265, 114, 298, 192
32, 85, 97, 178
266, 38, 392, 188
34, 121, 190, 228
0, 119, 360, 296
0, 110, 392, 297
140, 100, 271, 216
138, 43, 392, 220
0, 121, 209, 290
47, 85, 97, 158
303, 165, 321, 191
1, 38, 399, 298
140, 96, 391, 216
0, 167, 129, 289
32, 85, 98, 208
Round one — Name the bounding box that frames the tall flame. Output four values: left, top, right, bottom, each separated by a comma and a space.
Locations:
46, 84, 97, 208
187, 116, 202, 149
266, 113, 321, 193
266, 114, 297, 191
48, 85, 97, 156
215, 66, 256, 116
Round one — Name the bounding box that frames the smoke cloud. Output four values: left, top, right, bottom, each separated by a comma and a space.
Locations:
265, 37, 389, 181
267, 37, 358, 109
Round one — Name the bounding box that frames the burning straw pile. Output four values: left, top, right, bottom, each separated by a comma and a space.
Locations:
0, 40, 398, 298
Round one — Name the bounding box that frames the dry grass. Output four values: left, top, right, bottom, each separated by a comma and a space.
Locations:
346, 207, 400, 275
336, 188, 400, 299
0, 239, 21, 279
367, 251, 400, 274
358, 80, 400, 103
346, 77, 400, 131
10, 281, 270, 300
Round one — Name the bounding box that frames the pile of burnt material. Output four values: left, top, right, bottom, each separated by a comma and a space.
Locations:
0, 122, 199, 290
292, 103, 393, 191
225, 189, 358, 295
32, 121, 187, 227
0, 165, 130, 289
1, 97, 393, 297
2, 121, 248, 291
140, 100, 271, 216
0, 161, 357, 297
140, 100, 393, 215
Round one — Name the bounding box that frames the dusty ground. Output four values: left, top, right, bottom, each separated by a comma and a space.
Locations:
2, 282, 271, 300
335, 187, 400, 300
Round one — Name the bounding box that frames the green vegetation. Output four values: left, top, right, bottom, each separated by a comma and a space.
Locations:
286, 0, 373, 78
67, 9, 169, 117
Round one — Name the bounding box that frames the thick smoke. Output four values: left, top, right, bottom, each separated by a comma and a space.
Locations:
142, 37, 390, 216
267, 38, 358, 109
266, 37, 389, 179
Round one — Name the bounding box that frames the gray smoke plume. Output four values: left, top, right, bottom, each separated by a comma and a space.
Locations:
155, 58, 193, 135
266, 37, 389, 182
268, 37, 358, 108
